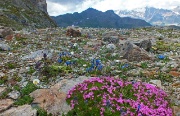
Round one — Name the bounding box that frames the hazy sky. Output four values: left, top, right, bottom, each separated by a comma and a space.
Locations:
47, 0, 180, 16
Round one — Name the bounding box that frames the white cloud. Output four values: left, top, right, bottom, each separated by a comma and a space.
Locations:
47, 0, 180, 16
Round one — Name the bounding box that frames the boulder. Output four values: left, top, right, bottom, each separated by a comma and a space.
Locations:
0, 105, 37, 116
0, 28, 13, 38
139, 39, 152, 51
103, 36, 119, 44
149, 80, 163, 89
102, 31, 119, 43
0, 99, 14, 112
30, 88, 69, 115
22, 49, 52, 61
66, 28, 81, 37
119, 41, 153, 62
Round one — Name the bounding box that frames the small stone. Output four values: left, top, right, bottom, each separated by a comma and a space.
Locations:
0, 44, 11, 51
8, 90, 20, 100
149, 80, 163, 89
172, 81, 180, 88
106, 44, 116, 49
169, 71, 180, 77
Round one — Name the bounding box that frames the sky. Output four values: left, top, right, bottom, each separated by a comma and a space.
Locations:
47, 0, 180, 16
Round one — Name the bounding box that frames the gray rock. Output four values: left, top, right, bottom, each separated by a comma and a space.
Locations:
0, 27, 13, 38
0, 105, 37, 116
8, 90, 20, 100
0, 44, 11, 51
139, 39, 152, 52
102, 31, 119, 43
119, 41, 153, 61
149, 80, 163, 89
22, 49, 52, 61
103, 36, 119, 43
106, 44, 116, 49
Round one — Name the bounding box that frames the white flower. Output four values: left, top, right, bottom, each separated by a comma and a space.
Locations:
71, 51, 74, 55
33, 79, 40, 85
83, 64, 87, 67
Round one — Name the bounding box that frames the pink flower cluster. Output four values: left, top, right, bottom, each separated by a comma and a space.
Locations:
66, 77, 173, 116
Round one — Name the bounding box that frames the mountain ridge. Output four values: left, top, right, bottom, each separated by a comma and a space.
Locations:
52, 8, 151, 28
115, 6, 180, 26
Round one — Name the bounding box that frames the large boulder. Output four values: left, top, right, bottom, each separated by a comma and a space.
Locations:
30, 88, 69, 115
66, 28, 81, 37
102, 31, 119, 43
0, 105, 37, 116
139, 39, 152, 52
0, 27, 13, 38
119, 41, 153, 62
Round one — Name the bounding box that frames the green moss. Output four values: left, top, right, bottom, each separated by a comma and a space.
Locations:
0, 88, 12, 99
21, 82, 38, 96
14, 95, 34, 105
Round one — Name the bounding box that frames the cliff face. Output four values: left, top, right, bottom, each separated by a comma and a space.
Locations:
0, 0, 56, 30
31, 0, 47, 13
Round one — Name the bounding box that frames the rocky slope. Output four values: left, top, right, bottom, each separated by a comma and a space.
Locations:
52, 8, 151, 28
115, 6, 180, 26
0, 26, 180, 115
0, 0, 56, 30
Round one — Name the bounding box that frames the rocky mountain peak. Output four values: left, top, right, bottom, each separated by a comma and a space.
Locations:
31, 0, 47, 13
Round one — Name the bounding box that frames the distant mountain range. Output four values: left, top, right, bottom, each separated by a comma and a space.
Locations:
51, 8, 151, 28
115, 6, 180, 26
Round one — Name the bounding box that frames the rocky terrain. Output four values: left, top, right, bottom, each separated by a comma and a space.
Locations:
0, 25, 180, 115
0, 0, 56, 30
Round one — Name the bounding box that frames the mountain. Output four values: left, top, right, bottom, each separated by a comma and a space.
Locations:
0, 0, 56, 30
115, 6, 180, 26
51, 8, 151, 28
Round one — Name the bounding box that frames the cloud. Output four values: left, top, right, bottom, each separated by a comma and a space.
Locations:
47, 0, 180, 16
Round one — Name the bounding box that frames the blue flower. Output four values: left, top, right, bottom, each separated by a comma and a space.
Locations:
97, 65, 103, 71
91, 59, 96, 64
66, 61, 71, 66
136, 104, 141, 114
121, 64, 129, 69
158, 54, 165, 60
96, 59, 101, 66
84, 100, 88, 104
131, 81, 136, 84
138, 104, 141, 110
106, 100, 111, 107
73, 96, 78, 101
57, 59, 63, 63
90, 64, 95, 68
120, 108, 126, 115
86, 67, 93, 72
